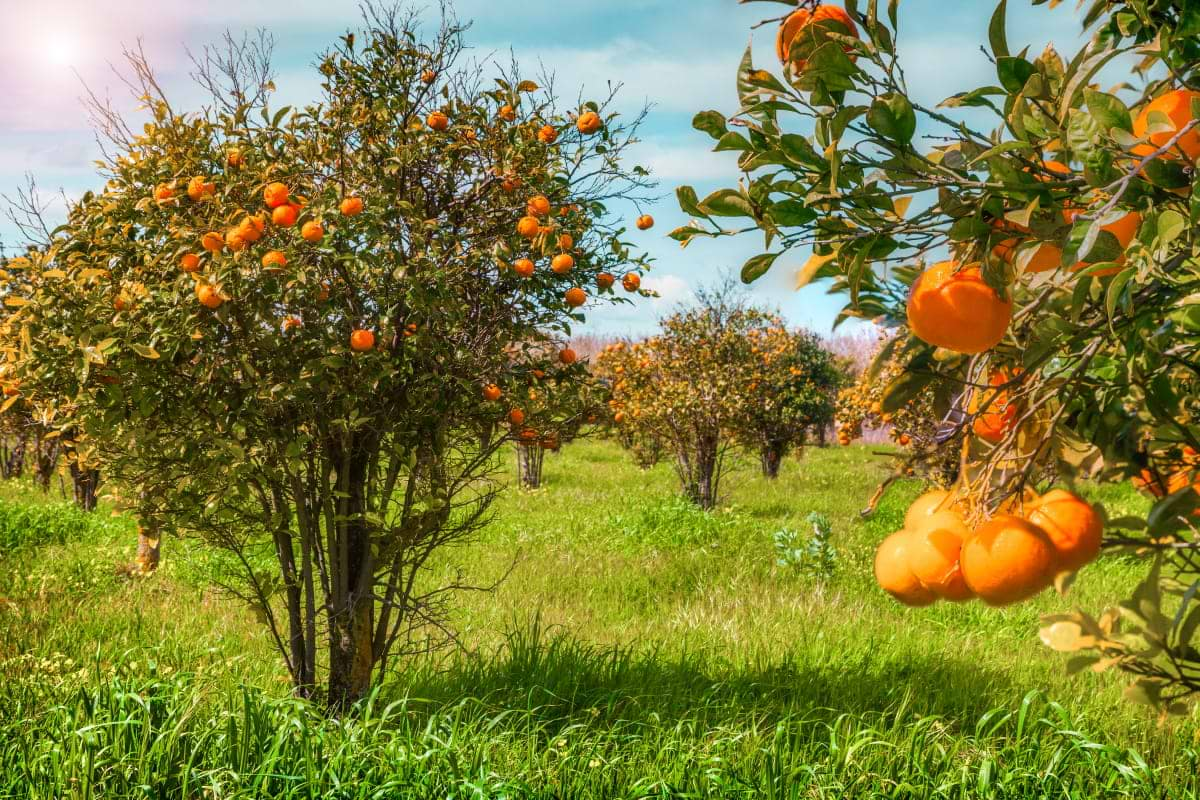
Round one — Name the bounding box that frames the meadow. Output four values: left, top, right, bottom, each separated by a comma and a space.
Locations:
1, 439, 1197, 799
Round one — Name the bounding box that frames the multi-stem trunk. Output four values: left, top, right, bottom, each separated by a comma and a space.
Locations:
327, 433, 376, 711
760, 440, 785, 479
678, 431, 720, 511
70, 463, 100, 511
515, 443, 544, 489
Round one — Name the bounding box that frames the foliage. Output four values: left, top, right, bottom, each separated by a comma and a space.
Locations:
681, 0, 1200, 706
774, 511, 837, 579
4, 5, 652, 707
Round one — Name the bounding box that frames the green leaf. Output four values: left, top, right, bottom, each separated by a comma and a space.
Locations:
988, 0, 1010, 58
130, 344, 160, 360
692, 110, 727, 141
741, 252, 781, 284
768, 199, 817, 227
699, 189, 754, 218
880, 369, 932, 413
676, 186, 705, 218
1084, 89, 1133, 134
714, 132, 752, 152
866, 93, 917, 144
997, 57, 1036, 94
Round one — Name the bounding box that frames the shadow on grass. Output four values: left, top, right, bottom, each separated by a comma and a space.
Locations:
392, 617, 1017, 734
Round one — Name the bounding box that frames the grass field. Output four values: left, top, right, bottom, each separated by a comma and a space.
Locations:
1, 439, 1197, 798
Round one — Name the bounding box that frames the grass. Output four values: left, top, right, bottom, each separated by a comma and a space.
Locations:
0, 440, 1197, 798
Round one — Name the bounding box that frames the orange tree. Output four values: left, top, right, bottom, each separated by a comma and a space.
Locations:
592, 340, 667, 470
9, 6, 651, 708
734, 317, 839, 478
680, 1, 1200, 708
596, 288, 783, 509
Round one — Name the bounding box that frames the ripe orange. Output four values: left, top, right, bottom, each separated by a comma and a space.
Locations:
113, 295, 131, 312
262, 250, 287, 272
564, 287, 587, 307
272, 203, 300, 227
282, 316, 302, 333
577, 110, 602, 134
1027, 489, 1103, 572
908, 511, 974, 601
154, 185, 174, 202
537, 124, 558, 144
501, 175, 521, 193
551, 254, 574, 274
201, 232, 224, 253
960, 515, 1057, 605
301, 221, 325, 243
427, 111, 450, 131
225, 230, 248, 252
508, 408, 525, 426
904, 489, 952, 529
898, 433, 912, 446
238, 215, 265, 242
776, 4, 859, 72
350, 329, 375, 352
906, 260, 1012, 354
196, 283, 224, 309
597, 272, 615, 290
621, 272, 641, 292
180, 253, 201, 273
518, 427, 539, 443
1133, 89, 1200, 162
227, 149, 244, 168
557, 233, 574, 250
499, 104, 516, 122
264, 182, 289, 208
527, 195, 551, 217
187, 176, 215, 201
513, 258, 535, 278
421, 69, 436, 84
1063, 209, 1141, 276
340, 197, 364, 217
482, 383, 503, 402
559, 348, 577, 365
969, 369, 1019, 443
874, 530, 937, 607
516, 216, 541, 238
635, 214, 654, 231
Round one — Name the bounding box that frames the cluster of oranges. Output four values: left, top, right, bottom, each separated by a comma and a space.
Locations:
835, 336, 939, 450
480, 347, 583, 448
876, 487, 1102, 607
1133, 446, 1200, 503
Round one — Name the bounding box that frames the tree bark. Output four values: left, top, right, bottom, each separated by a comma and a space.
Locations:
70, 463, 100, 511
133, 522, 161, 574
760, 440, 785, 479
515, 443, 544, 489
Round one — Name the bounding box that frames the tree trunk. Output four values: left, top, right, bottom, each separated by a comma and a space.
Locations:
327, 436, 376, 711
516, 443, 544, 489
70, 463, 100, 511
0, 434, 24, 479
816, 425, 829, 448
679, 434, 719, 511
760, 440, 785, 479
133, 523, 161, 574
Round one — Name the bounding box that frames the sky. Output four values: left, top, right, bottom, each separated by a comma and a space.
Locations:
0, 0, 1104, 337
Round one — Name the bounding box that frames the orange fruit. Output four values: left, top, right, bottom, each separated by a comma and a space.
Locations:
154, 185, 174, 202
516, 216, 541, 238
993, 239, 1063, 275
513, 258, 535, 278
904, 489, 952, 530
179, 253, 201, 273
908, 511, 974, 601
969, 369, 1019, 443
596, 272, 615, 290
263, 182, 289, 208
421, 69, 436, 84
557, 233, 574, 250
272, 203, 300, 227
537, 124, 558, 144
482, 383, 503, 402
225, 230, 248, 252
1132, 89, 1200, 162
960, 515, 1057, 606
498, 104, 516, 122
527, 195, 551, 217
201, 232, 224, 253
187, 176, 215, 201
874, 530, 938, 607
301, 221, 325, 243
349, 329, 375, 352
1064, 209, 1141, 276
261, 250, 287, 272
898, 433, 912, 446
577, 110, 602, 134
518, 427, 539, 443
1027, 489, 1103, 572
227, 149, 244, 168
282, 316, 302, 332
621, 272, 641, 292
635, 214, 654, 231
564, 287, 587, 307
508, 408, 525, 426
906, 260, 1012, 354
238, 215, 265, 242
340, 197, 364, 217
776, 4, 859, 72
196, 283, 223, 309
113, 295, 131, 312
427, 111, 450, 131
551, 254, 574, 274
559, 348, 577, 365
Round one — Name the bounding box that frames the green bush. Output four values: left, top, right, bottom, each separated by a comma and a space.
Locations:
0, 499, 129, 552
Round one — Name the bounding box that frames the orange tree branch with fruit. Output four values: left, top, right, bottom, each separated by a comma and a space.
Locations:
7, 5, 653, 710
679, 0, 1200, 710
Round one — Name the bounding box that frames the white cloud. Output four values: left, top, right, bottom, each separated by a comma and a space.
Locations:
628, 138, 732, 182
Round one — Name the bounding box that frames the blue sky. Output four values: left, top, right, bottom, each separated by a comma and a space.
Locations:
0, 0, 1101, 337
